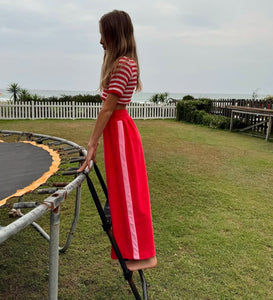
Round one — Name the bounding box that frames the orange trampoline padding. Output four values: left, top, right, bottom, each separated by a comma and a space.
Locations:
0, 141, 61, 206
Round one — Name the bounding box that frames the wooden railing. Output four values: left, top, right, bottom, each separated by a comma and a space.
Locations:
210, 99, 273, 117
210, 99, 273, 137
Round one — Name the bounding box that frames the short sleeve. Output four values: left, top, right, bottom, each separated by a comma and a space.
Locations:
107, 58, 133, 97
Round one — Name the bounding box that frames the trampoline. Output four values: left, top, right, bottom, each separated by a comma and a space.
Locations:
0, 141, 60, 205
0, 130, 88, 298
0, 130, 149, 300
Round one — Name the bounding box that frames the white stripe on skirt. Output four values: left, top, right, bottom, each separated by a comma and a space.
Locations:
117, 120, 140, 259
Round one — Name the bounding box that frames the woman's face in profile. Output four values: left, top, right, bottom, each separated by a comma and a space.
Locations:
99, 25, 106, 50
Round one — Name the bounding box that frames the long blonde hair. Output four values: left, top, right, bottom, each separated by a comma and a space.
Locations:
99, 10, 141, 91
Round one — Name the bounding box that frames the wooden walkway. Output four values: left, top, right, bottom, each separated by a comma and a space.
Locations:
229, 106, 273, 141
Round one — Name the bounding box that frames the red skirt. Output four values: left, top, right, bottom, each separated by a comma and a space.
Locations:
103, 109, 156, 260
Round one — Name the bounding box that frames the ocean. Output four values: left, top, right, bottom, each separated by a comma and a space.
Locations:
0, 88, 266, 103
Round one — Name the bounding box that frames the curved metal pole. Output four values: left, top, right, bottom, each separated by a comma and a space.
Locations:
59, 184, 81, 253
0, 204, 49, 243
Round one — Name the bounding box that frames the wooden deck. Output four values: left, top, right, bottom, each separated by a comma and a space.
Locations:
229, 106, 273, 141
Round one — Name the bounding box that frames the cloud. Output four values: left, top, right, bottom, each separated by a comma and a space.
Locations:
154, 1, 178, 16
0, 0, 272, 94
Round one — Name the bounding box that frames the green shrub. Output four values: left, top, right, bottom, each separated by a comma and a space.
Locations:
176, 99, 230, 130
205, 114, 230, 129
176, 101, 183, 121
32, 94, 102, 103
195, 110, 207, 124
264, 95, 273, 101
176, 99, 212, 121
196, 98, 213, 112
182, 94, 194, 100
57, 94, 102, 103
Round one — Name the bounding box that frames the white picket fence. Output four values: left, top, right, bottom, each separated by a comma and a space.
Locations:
0, 101, 176, 120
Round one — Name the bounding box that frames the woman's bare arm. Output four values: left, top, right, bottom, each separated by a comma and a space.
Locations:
77, 93, 119, 172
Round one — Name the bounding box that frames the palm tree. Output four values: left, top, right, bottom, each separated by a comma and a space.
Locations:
158, 92, 169, 103
149, 92, 169, 104
149, 93, 160, 103
19, 89, 31, 102
7, 83, 21, 101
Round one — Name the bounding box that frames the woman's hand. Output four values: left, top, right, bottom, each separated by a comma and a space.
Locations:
77, 141, 99, 173
77, 93, 119, 173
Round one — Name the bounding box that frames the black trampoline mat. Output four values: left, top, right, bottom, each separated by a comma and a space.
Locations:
0, 142, 54, 203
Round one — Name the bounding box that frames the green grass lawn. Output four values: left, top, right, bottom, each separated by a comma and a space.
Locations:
1, 119, 273, 299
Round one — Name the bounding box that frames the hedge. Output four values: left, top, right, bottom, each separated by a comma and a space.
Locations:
18, 94, 102, 103
176, 99, 230, 130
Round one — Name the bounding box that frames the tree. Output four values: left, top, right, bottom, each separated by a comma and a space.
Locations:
19, 89, 32, 102
158, 92, 169, 103
7, 83, 21, 101
149, 92, 169, 103
182, 95, 194, 100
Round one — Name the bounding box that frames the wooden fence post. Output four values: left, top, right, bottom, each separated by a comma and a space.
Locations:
230, 111, 234, 131
266, 117, 272, 141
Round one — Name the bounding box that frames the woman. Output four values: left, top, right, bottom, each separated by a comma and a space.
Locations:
78, 10, 157, 271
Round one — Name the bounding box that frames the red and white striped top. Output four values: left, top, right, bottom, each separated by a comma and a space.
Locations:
101, 56, 138, 105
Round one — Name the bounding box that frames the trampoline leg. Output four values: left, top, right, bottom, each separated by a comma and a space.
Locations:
139, 270, 149, 300
59, 185, 81, 253
49, 206, 60, 300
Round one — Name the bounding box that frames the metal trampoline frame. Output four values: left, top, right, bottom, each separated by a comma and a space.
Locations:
0, 130, 89, 299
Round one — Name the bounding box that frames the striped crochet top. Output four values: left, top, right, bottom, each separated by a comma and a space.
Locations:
101, 56, 138, 105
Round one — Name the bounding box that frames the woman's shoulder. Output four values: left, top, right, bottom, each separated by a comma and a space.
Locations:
117, 56, 137, 67
112, 56, 137, 76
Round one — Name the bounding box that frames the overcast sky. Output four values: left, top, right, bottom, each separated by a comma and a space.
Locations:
1, 0, 272, 96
